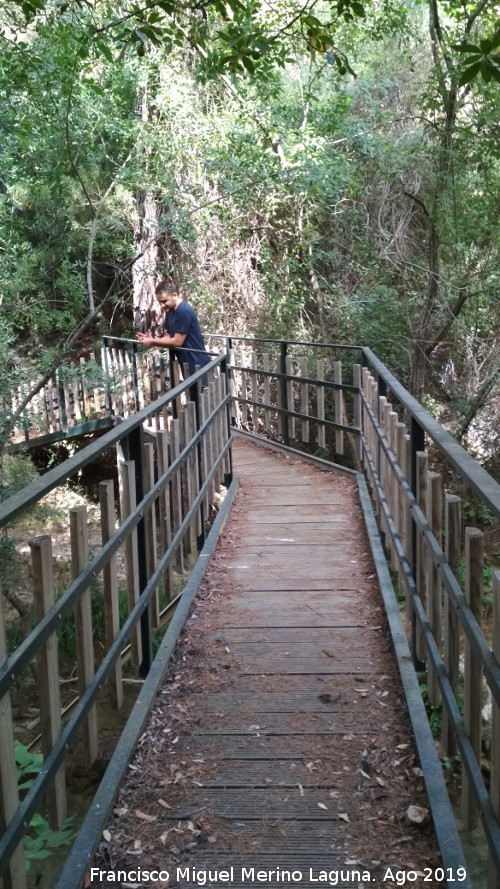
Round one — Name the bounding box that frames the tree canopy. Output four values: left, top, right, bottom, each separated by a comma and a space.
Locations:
0, 0, 499, 461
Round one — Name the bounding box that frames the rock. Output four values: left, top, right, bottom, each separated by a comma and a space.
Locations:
406, 805, 429, 826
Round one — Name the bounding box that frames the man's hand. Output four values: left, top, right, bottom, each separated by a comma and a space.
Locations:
136, 332, 154, 347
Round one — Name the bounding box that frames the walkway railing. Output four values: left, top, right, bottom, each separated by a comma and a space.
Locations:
222, 335, 500, 887
0, 354, 233, 889
3, 335, 500, 885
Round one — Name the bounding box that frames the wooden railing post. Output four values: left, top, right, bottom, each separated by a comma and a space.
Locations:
489, 571, 500, 889
462, 526, 484, 830
263, 353, 271, 432
70, 506, 98, 765
143, 442, 159, 629
427, 472, 443, 706
157, 429, 174, 597
279, 341, 289, 446
0, 585, 27, 889
118, 460, 142, 668
415, 451, 428, 665
316, 359, 325, 451
301, 356, 309, 444
353, 364, 361, 466
442, 494, 461, 758
30, 535, 67, 829
334, 360, 343, 455
99, 480, 123, 710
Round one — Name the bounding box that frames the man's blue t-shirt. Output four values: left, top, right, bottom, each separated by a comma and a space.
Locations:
165, 301, 211, 376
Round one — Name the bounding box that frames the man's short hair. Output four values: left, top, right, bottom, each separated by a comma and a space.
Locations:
155, 281, 177, 296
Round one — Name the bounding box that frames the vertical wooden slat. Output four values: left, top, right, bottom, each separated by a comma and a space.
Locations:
263, 353, 272, 431
461, 526, 484, 830
427, 473, 443, 707
389, 410, 399, 571
71, 362, 82, 422
169, 417, 185, 572
316, 359, 325, 450
488, 572, 500, 889
216, 374, 228, 479
396, 422, 408, 607
229, 348, 237, 423
0, 585, 28, 889
157, 429, 173, 601
188, 401, 202, 537
285, 355, 295, 440
47, 377, 56, 433
199, 389, 210, 516
179, 408, 191, 555
442, 494, 461, 758
181, 409, 197, 557
143, 442, 159, 628
30, 535, 67, 829
99, 480, 123, 710
251, 350, 259, 432
70, 506, 98, 764
300, 357, 309, 444
80, 357, 90, 418
415, 451, 428, 663
207, 385, 218, 498
240, 348, 247, 426
334, 361, 343, 455
353, 364, 361, 466
119, 461, 142, 666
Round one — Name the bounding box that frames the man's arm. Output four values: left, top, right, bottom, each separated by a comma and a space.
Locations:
136, 331, 187, 348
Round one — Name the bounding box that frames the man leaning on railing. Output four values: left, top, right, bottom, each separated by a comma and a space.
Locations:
136, 280, 212, 396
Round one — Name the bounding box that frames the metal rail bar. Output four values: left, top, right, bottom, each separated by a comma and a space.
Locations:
236, 395, 359, 435
360, 392, 500, 708
0, 356, 224, 529
0, 433, 232, 872
0, 390, 230, 698
362, 347, 500, 521
360, 435, 500, 871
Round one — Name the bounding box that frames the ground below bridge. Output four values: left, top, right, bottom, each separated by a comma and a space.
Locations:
90, 438, 444, 889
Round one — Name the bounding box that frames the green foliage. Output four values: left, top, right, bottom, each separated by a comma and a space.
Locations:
14, 742, 77, 871
419, 680, 443, 737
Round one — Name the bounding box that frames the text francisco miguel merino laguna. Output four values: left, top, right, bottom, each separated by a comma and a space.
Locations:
90, 866, 378, 885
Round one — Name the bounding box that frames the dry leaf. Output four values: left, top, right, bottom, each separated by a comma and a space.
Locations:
298, 784, 304, 797
135, 809, 156, 823
157, 799, 171, 810
376, 777, 386, 787
102, 829, 111, 842
338, 813, 350, 822
318, 802, 328, 810
207, 835, 217, 844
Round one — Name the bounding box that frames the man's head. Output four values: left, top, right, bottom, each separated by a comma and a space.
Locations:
155, 281, 179, 311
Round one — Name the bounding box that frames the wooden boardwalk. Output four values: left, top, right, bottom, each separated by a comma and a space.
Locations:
98, 438, 444, 889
